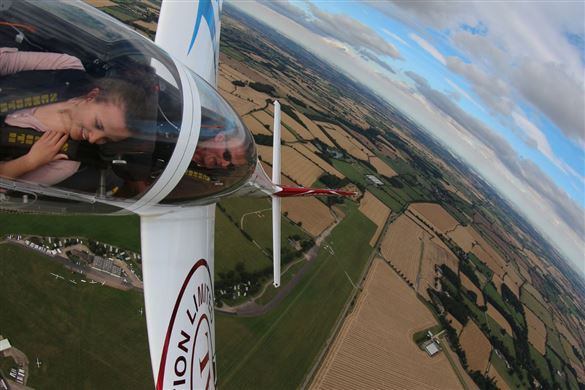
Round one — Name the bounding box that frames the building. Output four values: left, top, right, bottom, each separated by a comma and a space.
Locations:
0, 339, 11, 353
421, 339, 440, 357
366, 174, 383, 186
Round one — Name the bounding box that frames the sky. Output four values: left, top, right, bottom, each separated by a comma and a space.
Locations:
228, 0, 585, 275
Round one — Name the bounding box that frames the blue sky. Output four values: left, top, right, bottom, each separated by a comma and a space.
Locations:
230, 1, 584, 274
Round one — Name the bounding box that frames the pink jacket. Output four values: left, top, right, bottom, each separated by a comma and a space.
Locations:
1, 47, 84, 185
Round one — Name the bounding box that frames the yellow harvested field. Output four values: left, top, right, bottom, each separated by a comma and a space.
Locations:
318, 122, 373, 160
219, 62, 253, 83
222, 92, 259, 116
251, 110, 297, 142
291, 144, 344, 178
133, 20, 158, 32
409, 203, 459, 233
218, 75, 236, 94
487, 303, 513, 335
311, 259, 463, 390
517, 264, 532, 284
236, 86, 273, 106
369, 156, 397, 177
461, 274, 485, 306
262, 163, 335, 237
487, 364, 511, 390
522, 282, 545, 304
502, 273, 520, 298
459, 321, 491, 373
294, 111, 335, 147
256, 145, 326, 187
380, 215, 426, 285
525, 306, 547, 354
358, 191, 391, 246
446, 313, 464, 336
448, 225, 476, 252
84, 0, 116, 6
242, 115, 271, 135
472, 244, 506, 278
281, 111, 315, 140
554, 318, 580, 350
417, 239, 458, 301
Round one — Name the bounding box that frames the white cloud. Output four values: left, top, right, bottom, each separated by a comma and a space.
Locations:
409, 33, 446, 65
382, 28, 410, 47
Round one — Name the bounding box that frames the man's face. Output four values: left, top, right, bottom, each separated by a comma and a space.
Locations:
193, 132, 247, 169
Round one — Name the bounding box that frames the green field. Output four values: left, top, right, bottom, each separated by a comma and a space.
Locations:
484, 282, 524, 328
529, 343, 553, 385
215, 209, 271, 274
486, 315, 516, 358
546, 346, 569, 389
468, 253, 493, 279
215, 206, 376, 389
0, 244, 151, 389
255, 259, 306, 306
547, 328, 568, 362
490, 351, 527, 389
521, 288, 554, 329
0, 214, 140, 252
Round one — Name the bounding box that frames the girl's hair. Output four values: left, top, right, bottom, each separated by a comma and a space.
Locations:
92, 63, 159, 135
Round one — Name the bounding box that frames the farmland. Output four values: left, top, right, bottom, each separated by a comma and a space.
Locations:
311, 259, 463, 389
358, 191, 391, 245
459, 321, 491, 373
380, 215, 427, 285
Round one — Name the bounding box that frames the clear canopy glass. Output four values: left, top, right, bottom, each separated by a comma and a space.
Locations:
0, 0, 256, 213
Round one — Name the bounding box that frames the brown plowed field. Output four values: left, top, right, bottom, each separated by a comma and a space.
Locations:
525, 306, 547, 354
251, 111, 297, 142
242, 115, 272, 135
317, 122, 373, 161
222, 91, 258, 116
446, 313, 464, 335
261, 163, 335, 237
555, 318, 580, 348
85, 0, 117, 6
487, 303, 513, 335
461, 274, 485, 306
448, 225, 476, 252
280, 110, 315, 140
291, 144, 344, 178
358, 191, 391, 246
369, 157, 397, 177
417, 239, 458, 301
380, 215, 425, 285
487, 363, 511, 390
256, 145, 327, 187
459, 321, 491, 373
502, 274, 520, 298
409, 203, 459, 233
311, 259, 463, 390
294, 111, 335, 147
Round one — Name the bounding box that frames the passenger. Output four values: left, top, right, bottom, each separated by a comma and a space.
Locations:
0, 48, 157, 185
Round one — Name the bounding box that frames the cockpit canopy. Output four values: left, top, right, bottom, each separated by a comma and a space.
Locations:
0, 0, 256, 213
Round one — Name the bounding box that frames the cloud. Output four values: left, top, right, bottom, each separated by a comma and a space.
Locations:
512, 61, 585, 143
445, 78, 483, 110
409, 33, 446, 65
259, 0, 402, 61
406, 70, 585, 238
382, 28, 410, 47
446, 56, 514, 115
358, 48, 395, 73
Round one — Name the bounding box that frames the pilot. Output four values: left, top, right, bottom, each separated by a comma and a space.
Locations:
0, 48, 157, 186
192, 131, 250, 170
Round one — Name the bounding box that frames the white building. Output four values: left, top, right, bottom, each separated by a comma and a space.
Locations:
0, 339, 11, 352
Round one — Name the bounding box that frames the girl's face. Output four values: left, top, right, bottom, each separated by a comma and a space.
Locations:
67, 91, 130, 144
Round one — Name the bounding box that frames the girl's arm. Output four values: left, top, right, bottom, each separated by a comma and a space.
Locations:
0, 47, 84, 76
0, 130, 68, 179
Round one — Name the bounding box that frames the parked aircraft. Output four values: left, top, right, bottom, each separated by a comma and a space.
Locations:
0, 1, 351, 388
